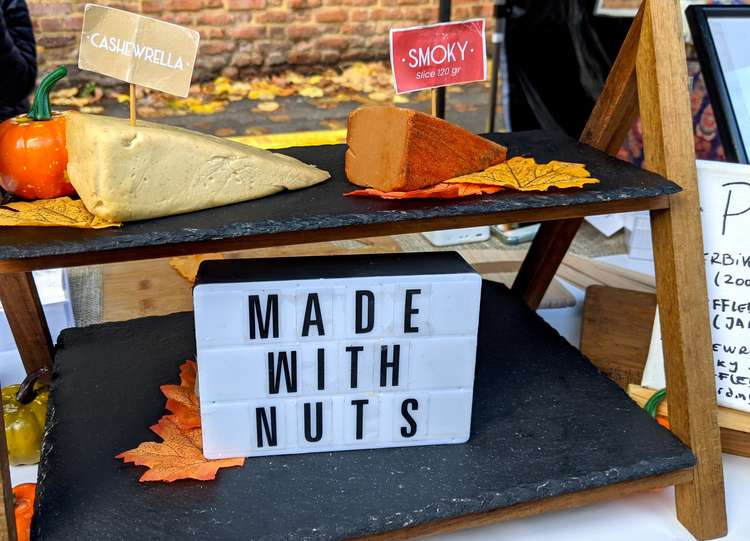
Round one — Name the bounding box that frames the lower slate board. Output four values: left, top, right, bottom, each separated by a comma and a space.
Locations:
0, 130, 680, 263
33, 281, 694, 540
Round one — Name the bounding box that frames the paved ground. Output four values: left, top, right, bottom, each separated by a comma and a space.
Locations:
94, 81, 504, 137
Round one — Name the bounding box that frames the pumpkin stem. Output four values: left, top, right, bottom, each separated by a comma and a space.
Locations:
15, 367, 50, 404
28, 66, 68, 121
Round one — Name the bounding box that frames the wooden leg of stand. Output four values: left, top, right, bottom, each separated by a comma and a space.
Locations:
511, 218, 583, 310
0, 273, 54, 378
637, 1, 727, 539
0, 411, 16, 541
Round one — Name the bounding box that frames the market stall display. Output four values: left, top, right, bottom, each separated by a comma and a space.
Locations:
0, 1, 728, 540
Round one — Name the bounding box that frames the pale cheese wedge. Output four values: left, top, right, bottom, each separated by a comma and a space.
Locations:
65, 112, 330, 222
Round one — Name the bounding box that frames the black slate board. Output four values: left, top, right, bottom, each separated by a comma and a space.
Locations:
33, 281, 694, 540
195, 251, 476, 284
1, 130, 679, 263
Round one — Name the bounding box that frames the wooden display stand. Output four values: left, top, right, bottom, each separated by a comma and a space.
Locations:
0, 1, 728, 539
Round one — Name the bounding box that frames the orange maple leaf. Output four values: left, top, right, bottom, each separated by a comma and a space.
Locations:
117, 360, 244, 482
344, 182, 502, 199
445, 156, 599, 191
117, 415, 244, 482
162, 360, 200, 429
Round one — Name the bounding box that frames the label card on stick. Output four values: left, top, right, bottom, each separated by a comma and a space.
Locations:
389, 19, 487, 94
78, 4, 199, 97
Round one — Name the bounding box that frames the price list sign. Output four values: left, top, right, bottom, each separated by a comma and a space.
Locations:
699, 160, 750, 412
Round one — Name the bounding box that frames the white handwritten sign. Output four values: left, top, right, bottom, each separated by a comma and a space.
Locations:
697, 160, 750, 412
193, 253, 481, 459
644, 160, 750, 412
78, 4, 199, 97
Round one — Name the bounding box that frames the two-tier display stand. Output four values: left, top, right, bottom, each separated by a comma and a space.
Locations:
0, 1, 728, 539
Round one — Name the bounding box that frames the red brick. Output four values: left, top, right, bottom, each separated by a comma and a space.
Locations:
286, 23, 318, 40
200, 41, 235, 54
268, 26, 285, 39
256, 9, 290, 23
315, 8, 347, 23
350, 9, 367, 21
320, 50, 340, 63
317, 35, 349, 50
287, 44, 320, 64
341, 22, 374, 35
225, 0, 266, 9
198, 26, 226, 38
28, 3, 71, 16
288, 0, 321, 7
37, 36, 75, 49
370, 7, 401, 20
141, 0, 163, 12
63, 15, 84, 31
165, 0, 202, 10
229, 23, 266, 39
198, 10, 232, 24
343, 0, 375, 4
39, 18, 63, 32
231, 51, 263, 66
203, 0, 223, 6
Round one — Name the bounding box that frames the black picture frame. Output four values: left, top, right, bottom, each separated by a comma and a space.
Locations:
687, 5, 750, 164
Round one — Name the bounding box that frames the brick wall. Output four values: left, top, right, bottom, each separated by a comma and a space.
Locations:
27, 0, 493, 81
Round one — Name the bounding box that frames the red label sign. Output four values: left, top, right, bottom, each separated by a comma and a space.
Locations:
390, 19, 487, 94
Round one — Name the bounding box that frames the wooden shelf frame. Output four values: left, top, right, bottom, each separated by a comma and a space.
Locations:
0, 1, 727, 539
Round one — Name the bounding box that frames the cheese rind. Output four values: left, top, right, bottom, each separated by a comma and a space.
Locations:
345, 106, 507, 192
65, 112, 330, 222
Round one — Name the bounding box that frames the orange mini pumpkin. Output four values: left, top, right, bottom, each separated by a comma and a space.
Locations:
0, 67, 74, 200
13, 483, 36, 541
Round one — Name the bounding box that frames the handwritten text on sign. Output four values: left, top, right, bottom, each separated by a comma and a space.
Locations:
389, 19, 487, 94
78, 4, 199, 97
699, 160, 750, 413
193, 263, 480, 459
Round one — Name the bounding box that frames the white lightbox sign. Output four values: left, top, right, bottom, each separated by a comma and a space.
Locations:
193, 253, 481, 459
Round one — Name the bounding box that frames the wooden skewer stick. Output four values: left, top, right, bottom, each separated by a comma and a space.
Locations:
431, 88, 438, 117
129, 83, 136, 127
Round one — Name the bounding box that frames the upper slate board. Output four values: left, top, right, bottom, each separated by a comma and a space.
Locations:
0, 130, 679, 264
33, 281, 694, 541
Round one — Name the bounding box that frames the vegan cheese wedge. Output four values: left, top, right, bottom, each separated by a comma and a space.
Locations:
65, 112, 330, 222
345, 106, 508, 192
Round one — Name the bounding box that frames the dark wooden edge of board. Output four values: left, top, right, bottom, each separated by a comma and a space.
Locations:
353, 468, 694, 540
0, 195, 670, 273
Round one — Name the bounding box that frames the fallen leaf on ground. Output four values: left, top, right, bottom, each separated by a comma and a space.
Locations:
254, 101, 280, 113
0, 197, 120, 228
367, 91, 390, 102
446, 156, 599, 191
117, 415, 243, 482
345, 183, 502, 199
117, 360, 244, 482
169, 253, 225, 283
299, 86, 324, 98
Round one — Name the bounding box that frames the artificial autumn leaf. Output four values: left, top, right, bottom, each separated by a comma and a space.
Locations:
117, 415, 244, 482
161, 360, 200, 429
446, 156, 599, 191
169, 253, 225, 283
0, 197, 120, 228
345, 182, 502, 200
117, 360, 244, 482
